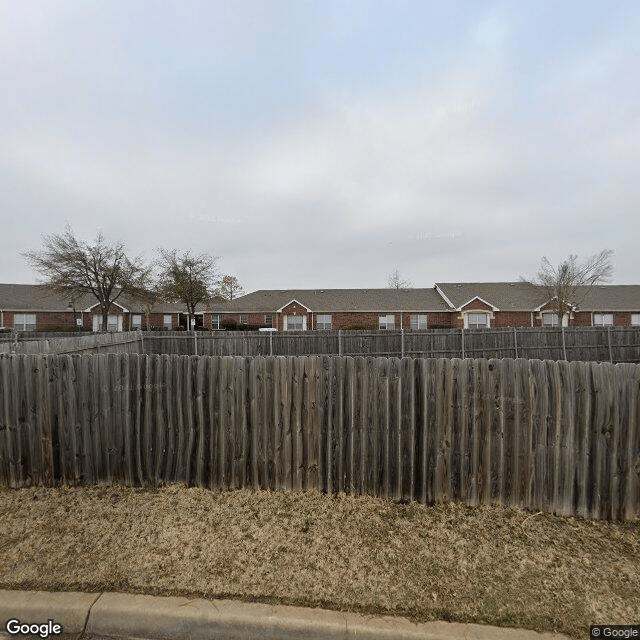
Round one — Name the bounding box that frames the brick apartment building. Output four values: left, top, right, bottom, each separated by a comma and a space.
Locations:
206, 282, 640, 331
2, 282, 639, 332
0, 284, 185, 332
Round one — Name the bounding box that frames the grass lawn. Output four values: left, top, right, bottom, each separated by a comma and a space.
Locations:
0, 485, 637, 640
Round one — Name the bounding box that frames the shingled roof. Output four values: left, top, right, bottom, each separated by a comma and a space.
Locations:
572, 285, 640, 311
435, 282, 548, 311
435, 282, 640, 311
207, 288, 450, 313
0, 284, 187, 314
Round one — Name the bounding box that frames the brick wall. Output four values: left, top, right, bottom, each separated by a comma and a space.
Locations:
212, 311, 454, 331
491, 312, 532, 328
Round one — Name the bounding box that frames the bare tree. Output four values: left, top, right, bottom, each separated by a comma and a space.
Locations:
23, 225, 150, 332
155, 249, 220, 329
216, 275, 244, 301
387, 269, 412, 289
524, 250, 614, 324
133, 287, 160, 331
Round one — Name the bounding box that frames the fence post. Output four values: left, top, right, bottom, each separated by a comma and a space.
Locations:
401, 328, 404, 358
607, 326, 613, 363
561, 326, 567, 360
513, 326, 518, 359
338, 329, 342, 356
194, 330, 198, 356
269, 330, 273, 356
461, 328, 465, 359
139, 328, 145, 355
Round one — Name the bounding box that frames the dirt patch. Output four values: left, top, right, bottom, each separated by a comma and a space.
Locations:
0, 485, 637, 639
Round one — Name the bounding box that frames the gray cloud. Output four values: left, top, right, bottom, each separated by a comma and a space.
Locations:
1, 1, 638, 289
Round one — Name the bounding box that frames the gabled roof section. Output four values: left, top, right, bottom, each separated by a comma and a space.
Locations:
436, 282, 640, 312
83, 299, 129, 313
276, 299, 312, 313
458, 296, 499, 312
0, 284, 189, 314
208, 288, 450, 313
435, 282, 548, 311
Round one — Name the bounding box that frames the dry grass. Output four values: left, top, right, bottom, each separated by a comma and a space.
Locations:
0, 485, 637, 640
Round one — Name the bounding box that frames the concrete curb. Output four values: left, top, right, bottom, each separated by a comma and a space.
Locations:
0, 590, 570, 640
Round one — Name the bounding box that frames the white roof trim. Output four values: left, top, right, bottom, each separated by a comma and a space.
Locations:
434, 285, 454, 309
276, 299, 313, 313
533, 296, 577, 312
458, 296, 499, 312
83, 300, 129, 313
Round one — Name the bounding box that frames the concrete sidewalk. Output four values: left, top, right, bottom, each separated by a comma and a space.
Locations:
0, 590, 570, 640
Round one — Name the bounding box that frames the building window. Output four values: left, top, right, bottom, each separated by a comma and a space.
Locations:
285, 315, 304, 331
379, 314, 395, 330
94, 315, 119, 332
239, 314, 248, 325
593, 313, 614, 326
631, 313, 640, 326
131, 314, 142, 329
316, 314, 332, 330
211, 314, 221, 330
410, 314, 427, 330
264, 314, 273, 328
542, 312, 559, 326
14, 313, 36, 331
465, 313, 490, 329
163, 315, 173, 330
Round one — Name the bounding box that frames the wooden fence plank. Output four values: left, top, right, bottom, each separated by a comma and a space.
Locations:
350, 357, 364, 496
623, 364, 640, 520
317, 356, 332, 494
364, 357, 379, 496
195, 356, 208, 488
474, 358, 489, 505
500, 358, 516, 508
487, 359, 502, 505
448, 358, 463, 503
400, 357, 416, 501
235, 356, 249, 490
556, 361, 576, 516
422, 359, 437, 504
21, 356, 39, 487
263, 357, 275, 490
305, 356, 320, 491
513, 359, 530, 510
544, 360, 560, 514
376, 357, 391, 500
434, 358, 450, 503
276, 357, 292, 491
220, 357, 234, 490
342, 357, 355, 494
388, 358, 402, 500
11, 356, 27, 486
249, 356, 261, 490
293, 356, 305, 491
592, 363, 613, 519
529, 359, 547, 512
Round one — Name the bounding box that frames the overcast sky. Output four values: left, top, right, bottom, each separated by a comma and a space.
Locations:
2, 1, 639, 291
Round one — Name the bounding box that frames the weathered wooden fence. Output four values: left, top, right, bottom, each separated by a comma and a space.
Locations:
3, 327, 640, 362
145, 327, 640, 363
1, 353, 638, 521
0, 332, 142, 355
